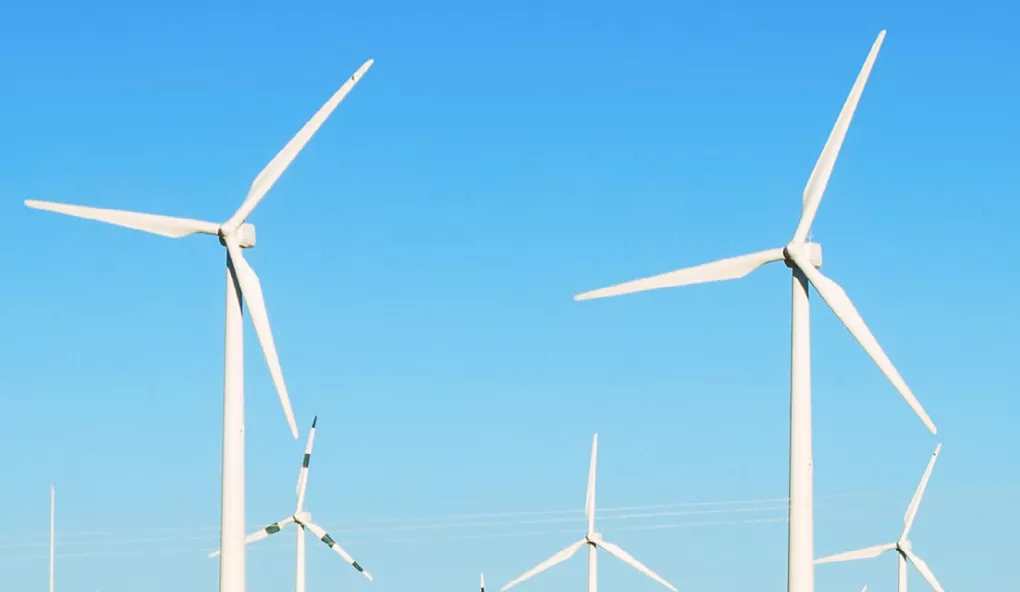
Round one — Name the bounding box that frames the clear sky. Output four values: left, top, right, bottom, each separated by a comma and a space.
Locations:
0, 0, 1017, 591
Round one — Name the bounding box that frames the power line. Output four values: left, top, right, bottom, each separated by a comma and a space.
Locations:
0, 490, 881, 543
0, 491, 884, 560
0, 515, 793, 562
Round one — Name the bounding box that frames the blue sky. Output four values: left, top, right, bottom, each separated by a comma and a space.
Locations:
0, 0, 1017, 590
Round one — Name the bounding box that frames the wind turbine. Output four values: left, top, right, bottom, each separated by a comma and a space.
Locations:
501, 434, 677, 592
816, 444, 944, 592
209, 416, 372, 590
24, 58, 374, 592
572, 31, 936, 592
49, 485, 55, 592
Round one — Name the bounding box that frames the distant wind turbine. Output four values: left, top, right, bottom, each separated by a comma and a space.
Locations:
501, 434, 677, 592
572, 31, 935, 592
209, 416, 372, 590
816, 445, 944, 592
25, 59, 374, 592
50, 485, 55, 592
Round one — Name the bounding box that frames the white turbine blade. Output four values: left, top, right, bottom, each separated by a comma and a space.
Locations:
225, 59, 374, 228
901, 443, 942, 540
25, 199, 220, 239
860, 586, 868, 592
304, 521, 373, 581
575, 248, 785, 301
208, 516, 295, 557
814, 542, 896, 564
295, 416, 318, 512
500, 539, 586, 592
791, 31, 886, 244
903, 548, 945, 592
596, 539, 678, 592
224, 237, 299, 439
481, 572, 485, 592
585, 433, 598, 534
790, 253, 936, 434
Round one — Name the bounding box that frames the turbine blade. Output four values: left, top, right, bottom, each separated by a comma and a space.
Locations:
790, 253, 937, 434
226, 60, 374, 228
25, 200, 220, 239
901, 443, 942, 540
903, 549, 945, 592
574, 248, 785, 301
860, 586, 868, 592
303, 522, 373, 581
481, 572, 485, 592
224, 238, 299, 439
596, 539, 678, 592
814, 542, 896, 564
500, 539, 586, 592
296, 416, 319, 512
585, 433, 598, 534
207, 516, 295, 557
791, 31, 886, 244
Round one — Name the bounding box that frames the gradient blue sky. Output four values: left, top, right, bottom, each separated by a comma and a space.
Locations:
1, 0, 1017, 590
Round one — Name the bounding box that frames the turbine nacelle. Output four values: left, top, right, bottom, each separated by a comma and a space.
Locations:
294, 510, 312, 525
895, 539, 912, 553
585, 532, 602, 545
783, 241, 823, 269
238, 223, 257, 249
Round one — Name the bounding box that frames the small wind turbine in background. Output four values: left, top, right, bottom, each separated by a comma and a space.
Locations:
210, 416, 372, 590
501, 434, 677, 592
49, 485, 55, 592
816, 445, 945, 592
25, 58, 374, 592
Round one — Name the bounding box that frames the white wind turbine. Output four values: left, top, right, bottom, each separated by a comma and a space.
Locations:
210, 416, 372, 589
816, 444, 944, 592
501, 434, 677, 592
24, 59, 373, 592
49, 485, 55, 592
572, 31, 936, 592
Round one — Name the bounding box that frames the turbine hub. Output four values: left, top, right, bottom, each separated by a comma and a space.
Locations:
295, 510, 311, 524
586, 532, 602, 544
783, 241, 823, 269
897, 539, 912, 552
217, 223, 257, 249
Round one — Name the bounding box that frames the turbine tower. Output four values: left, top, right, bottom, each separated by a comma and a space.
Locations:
816, 445, 944, 592
209, 416, 372, 590
572, 31, 936, 592
24, 59, 373, 592
49, 485, 55, 592
501, 434, 677, 592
